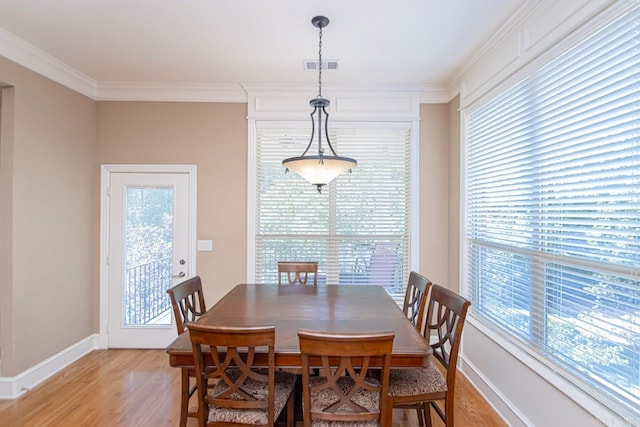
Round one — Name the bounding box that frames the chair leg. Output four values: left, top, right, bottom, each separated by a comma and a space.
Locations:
383, 396, 394, 427
179, 368, 190, 427
425, 402, 433, 427
416, 405, 425, 426
286, 389, 294, 427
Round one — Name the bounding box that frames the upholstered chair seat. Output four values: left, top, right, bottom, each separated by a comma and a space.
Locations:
188, 324, 296, 427
308, 376, 381, 427
387, 284, 471, 426
388, 365, 447, 397
298, 330, 395, 427
208, 369, 296, 425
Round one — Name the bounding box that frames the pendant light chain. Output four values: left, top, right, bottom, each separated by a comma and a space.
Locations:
318, 24, 323, 98
281, 16, 357, 193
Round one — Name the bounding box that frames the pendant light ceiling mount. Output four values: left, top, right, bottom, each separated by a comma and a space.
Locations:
311, 15, 329, 30
282, 15, 357, 193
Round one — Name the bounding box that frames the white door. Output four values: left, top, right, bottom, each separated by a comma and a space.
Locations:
106, 170, 194, 348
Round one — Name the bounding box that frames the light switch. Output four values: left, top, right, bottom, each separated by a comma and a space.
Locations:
197, 240, 213, 251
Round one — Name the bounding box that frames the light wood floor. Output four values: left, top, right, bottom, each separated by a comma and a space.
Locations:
0, 350, 507, 427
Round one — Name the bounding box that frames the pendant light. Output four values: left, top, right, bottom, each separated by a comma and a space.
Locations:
282, 16, 357, 193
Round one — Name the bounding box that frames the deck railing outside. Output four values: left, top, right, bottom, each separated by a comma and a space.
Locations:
125, 257, 172, 325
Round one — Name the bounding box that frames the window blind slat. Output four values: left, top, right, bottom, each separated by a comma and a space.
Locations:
255, 124, 412, 298
465, 5, 640, 417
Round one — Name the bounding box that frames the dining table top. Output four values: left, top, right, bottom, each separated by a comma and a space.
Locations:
166, 283, 431, 368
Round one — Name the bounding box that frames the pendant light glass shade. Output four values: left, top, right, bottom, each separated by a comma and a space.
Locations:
282, 15, 357, 192
283, 155, 357, 189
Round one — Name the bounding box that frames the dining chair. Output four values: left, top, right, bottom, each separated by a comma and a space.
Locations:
402, 271, 433, 334
187, 323, 296, 427
277, 261, 318, 285
166, 276, 207, 427
388, 284, 471, 426
298, 329, 395, 426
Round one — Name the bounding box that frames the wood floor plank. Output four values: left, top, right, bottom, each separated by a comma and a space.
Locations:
0, 349, 506, 426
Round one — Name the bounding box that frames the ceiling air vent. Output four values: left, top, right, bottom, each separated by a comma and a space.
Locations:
304, 60, 339, 70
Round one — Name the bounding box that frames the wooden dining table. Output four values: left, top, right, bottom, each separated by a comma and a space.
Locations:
166, 283, 431, 368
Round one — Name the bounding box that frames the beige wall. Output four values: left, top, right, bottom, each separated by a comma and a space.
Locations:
0, 57, 96, 376
0, 86, 14, 368
96, 102, 248, 307
0, 68, 450, 377
447, 95, 460, 292
419, 104, 450, 286
97, 101, 451, 307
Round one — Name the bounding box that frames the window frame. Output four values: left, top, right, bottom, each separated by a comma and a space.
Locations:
460, 3, 640, 422
247, 117, 420, 298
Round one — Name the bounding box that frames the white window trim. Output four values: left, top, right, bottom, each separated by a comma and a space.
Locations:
246, 89, 421, 283
465, 316, 638, 426
459, 2, 640, 424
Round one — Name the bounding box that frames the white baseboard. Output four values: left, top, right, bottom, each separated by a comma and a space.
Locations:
460, 355, 534, 427
96, 332, 109, 349
0, 334, 99, 399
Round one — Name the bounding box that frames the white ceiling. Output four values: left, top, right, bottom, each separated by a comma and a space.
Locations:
0, 0, 526, 99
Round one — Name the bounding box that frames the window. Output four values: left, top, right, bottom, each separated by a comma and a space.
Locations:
253, 121, 413, 300
464, 6, 640, 416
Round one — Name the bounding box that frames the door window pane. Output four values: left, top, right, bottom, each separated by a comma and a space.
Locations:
124, 187, 173, 326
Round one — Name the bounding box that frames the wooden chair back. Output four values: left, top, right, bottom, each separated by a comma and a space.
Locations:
187, 324, 279, 427
423, 284, 471, 423
402, 271, 432, 334
298, 329, 395, 426
167, 276, 206, 334
277, 261, 318, 285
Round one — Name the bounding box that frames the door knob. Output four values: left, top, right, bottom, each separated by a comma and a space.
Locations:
173, 272, 186, 278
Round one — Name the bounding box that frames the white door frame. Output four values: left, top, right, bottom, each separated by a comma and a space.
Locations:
99, 164, 197, 348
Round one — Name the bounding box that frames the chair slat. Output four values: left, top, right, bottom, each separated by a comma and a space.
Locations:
277, 261, 318, 285
298, 329, 394, 426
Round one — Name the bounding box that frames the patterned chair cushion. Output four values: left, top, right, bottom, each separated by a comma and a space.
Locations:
309, 376, 380, 427
387, 365, 447, 397
208, 369, 296, 425
311, 421, 379, 427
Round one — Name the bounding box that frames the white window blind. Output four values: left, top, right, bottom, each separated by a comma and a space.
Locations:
464, 6, 640, 416
254, 122, 411, 300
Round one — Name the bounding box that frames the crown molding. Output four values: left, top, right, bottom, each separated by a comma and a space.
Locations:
418, 85, 450, 104
446, 0, 538, 93
1, 27, 449, 104
95, 82, 247, 102
0, 27, 97, 98
448, 0, 632, 109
